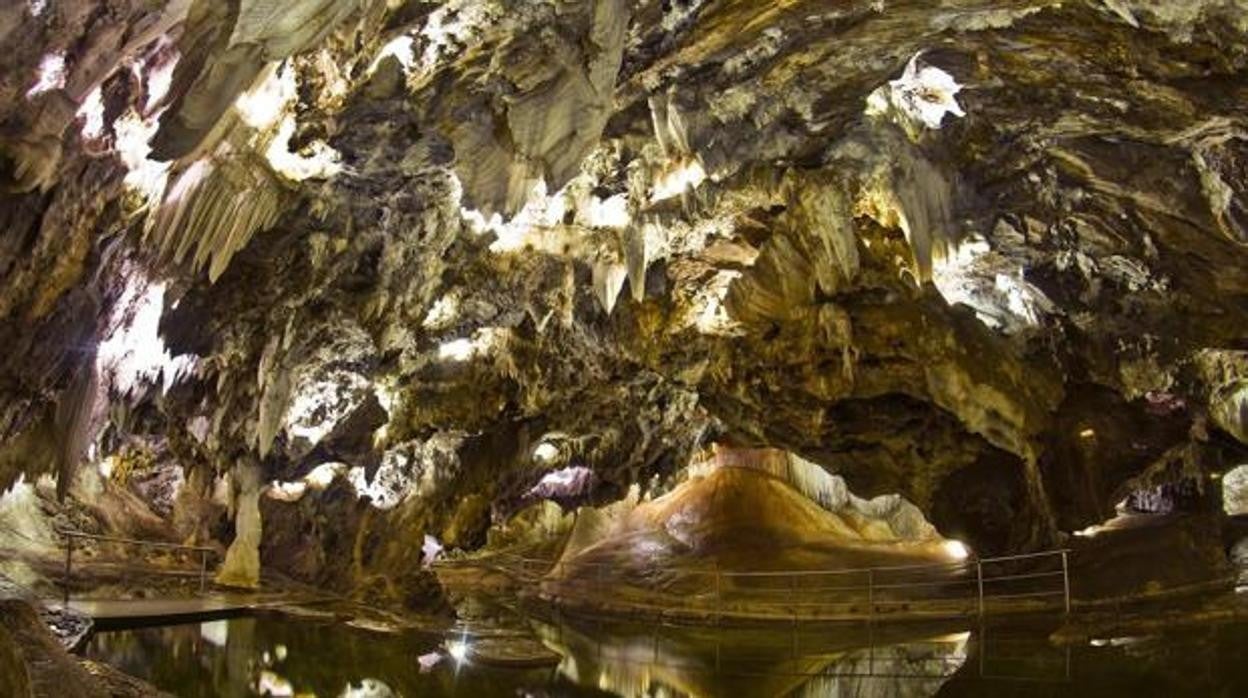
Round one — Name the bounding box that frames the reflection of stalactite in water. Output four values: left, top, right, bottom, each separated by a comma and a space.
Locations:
532, 617, 970, 698
795, 637, 969, 698
222, 616, 256, 698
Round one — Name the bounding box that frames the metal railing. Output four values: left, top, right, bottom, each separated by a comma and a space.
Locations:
484, 548, 1072, 622
57, 529, 217, 603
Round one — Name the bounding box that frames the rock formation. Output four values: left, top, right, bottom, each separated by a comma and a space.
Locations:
215, 460, 263, 588
1, 0, 1246, 601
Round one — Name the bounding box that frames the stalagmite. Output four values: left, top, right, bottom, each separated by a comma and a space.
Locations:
215, 460, 263, 589
1, 1, 1248, 692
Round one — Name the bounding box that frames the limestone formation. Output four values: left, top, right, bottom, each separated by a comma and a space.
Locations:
0, 0, 1246, 605
215, 461, 262, 589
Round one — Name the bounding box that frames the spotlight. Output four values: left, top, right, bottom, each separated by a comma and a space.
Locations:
446, 639, 469, 664
533, 442, 559, 463
943, 540, 970, 561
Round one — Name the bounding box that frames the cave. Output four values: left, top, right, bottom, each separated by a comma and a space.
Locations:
2, 1, 1248, 696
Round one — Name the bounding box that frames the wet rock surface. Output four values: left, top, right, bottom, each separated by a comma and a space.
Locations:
0, 598, 170, 697
36, 604, 94, 652
466, 635, 563, 668
0, 574, 93, 651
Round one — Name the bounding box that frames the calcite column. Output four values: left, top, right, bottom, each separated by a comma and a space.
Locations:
215, 460, 263, 589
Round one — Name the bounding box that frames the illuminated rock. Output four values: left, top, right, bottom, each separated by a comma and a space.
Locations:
0, 0, 1246, 625
216, 461, 263, 589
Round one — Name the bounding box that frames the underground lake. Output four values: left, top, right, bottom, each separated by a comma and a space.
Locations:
81, 608, 1248, 697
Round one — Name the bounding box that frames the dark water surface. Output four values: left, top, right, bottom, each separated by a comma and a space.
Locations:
82, 610, 1248, 697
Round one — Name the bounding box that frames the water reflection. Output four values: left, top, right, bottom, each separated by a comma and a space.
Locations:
82, 610, 1248, 697
533, 617, 973, 698
84, 612, 557, 698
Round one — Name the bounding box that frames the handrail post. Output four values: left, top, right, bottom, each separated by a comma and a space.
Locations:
714, 567, 721, 623
976, 560, 984, 617
63, 534, 72, 605
1061, 550, 1071, 614
790, 573, 797, 624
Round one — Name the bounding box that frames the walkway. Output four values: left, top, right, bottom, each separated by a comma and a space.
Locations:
464, 549, 1074, 624
48, 529, 334, 628
63, 592, 319, 627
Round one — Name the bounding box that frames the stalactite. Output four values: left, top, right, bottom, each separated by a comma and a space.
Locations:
625, 225, 648, 303
52, 363, 101, 503
147, 154, 288, 282
592, 260, 628, 315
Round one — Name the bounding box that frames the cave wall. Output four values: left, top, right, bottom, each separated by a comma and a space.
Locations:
1, 1, 1247, 585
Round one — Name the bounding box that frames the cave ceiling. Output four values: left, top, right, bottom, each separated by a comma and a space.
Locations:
1, 0, 1247, 552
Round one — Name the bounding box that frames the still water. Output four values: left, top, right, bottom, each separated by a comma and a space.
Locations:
82, 610, 1248, 697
